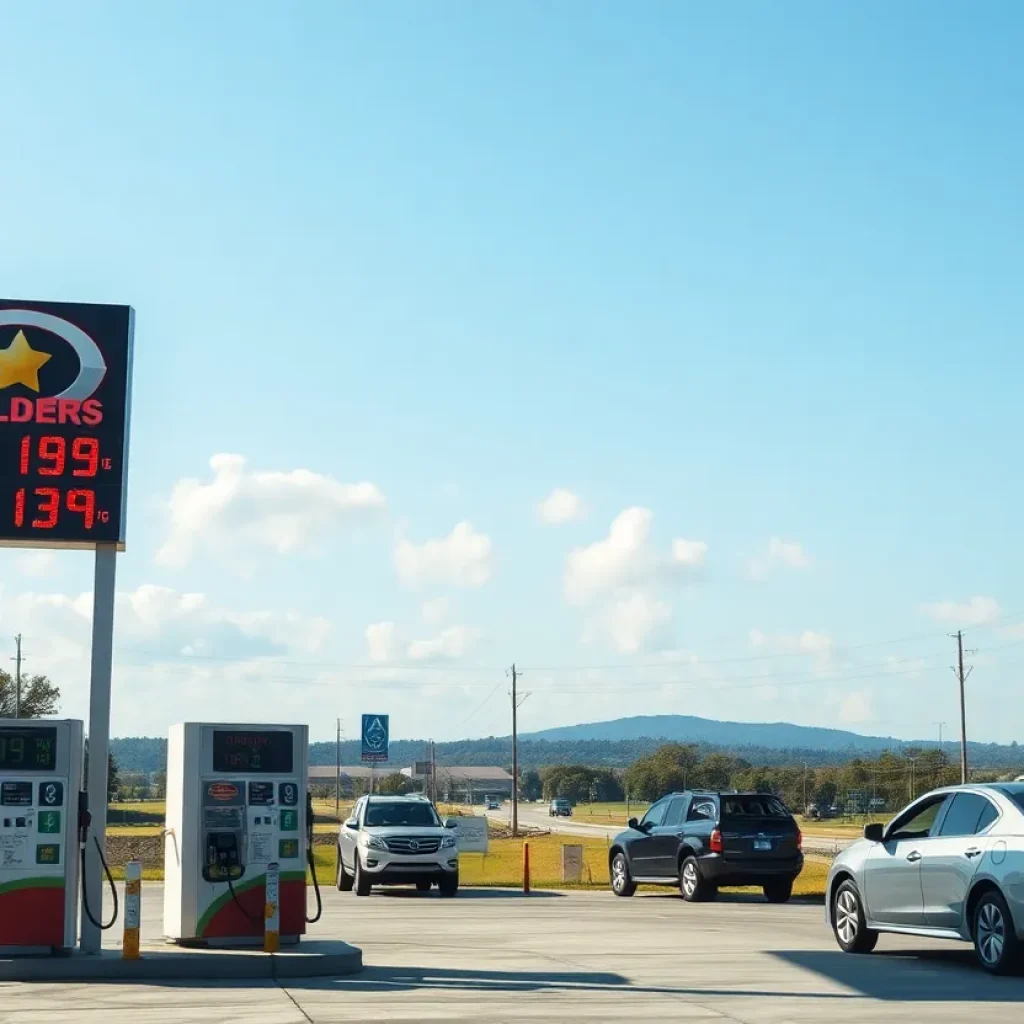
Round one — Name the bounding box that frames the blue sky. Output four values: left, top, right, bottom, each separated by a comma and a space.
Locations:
1, 2, 1022, 746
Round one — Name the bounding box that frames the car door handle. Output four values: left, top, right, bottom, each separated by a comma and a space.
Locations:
966, 848, 983, 859
906, 850, 922, 862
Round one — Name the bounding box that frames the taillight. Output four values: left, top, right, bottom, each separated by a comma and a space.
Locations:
796, 830, 803, 851
710, 828, 723, 853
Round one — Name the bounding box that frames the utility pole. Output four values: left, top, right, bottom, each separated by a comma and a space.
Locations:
950, 631, 973, 784
430, 740, 437, 805
11, 635, 23, 719
509, 664, 530, 836
335, 718, 341, 817
934, 721, 945, 751
802, 761, 809, 811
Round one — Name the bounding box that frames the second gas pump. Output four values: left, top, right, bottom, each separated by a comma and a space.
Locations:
163, 722, 322, 945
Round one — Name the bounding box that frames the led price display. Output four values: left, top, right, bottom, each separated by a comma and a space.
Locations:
212, 731, 294, 774
0, 300, 134, 549
0, 727, 57, 772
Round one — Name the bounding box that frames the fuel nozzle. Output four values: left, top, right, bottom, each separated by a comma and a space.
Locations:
77, 790, 92, 845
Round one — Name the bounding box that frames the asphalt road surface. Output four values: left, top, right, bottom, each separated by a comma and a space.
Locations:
3, 882, 1023, 1022
487, 803, 855, 856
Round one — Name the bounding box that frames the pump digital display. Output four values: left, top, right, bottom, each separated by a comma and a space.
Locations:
0, 726, 57, 771
212, 730, 293, 774
0, 301, 134, 550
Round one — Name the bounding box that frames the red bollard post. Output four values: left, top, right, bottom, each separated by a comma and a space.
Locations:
523, 841, 530, 894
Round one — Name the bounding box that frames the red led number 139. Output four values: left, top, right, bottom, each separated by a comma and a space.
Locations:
14, 488, 97, 530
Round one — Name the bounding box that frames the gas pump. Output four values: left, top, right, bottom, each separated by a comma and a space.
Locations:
163, 722, 319, 945
0, 718, 83, 953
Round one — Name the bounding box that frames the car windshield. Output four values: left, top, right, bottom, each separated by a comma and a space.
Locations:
721, 796, 790, 818
364, 801, 440, 827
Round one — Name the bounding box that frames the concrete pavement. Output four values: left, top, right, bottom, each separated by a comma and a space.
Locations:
2, 882, 1023, 1021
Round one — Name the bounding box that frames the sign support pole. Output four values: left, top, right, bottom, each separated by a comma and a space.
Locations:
81, 543, 117, 953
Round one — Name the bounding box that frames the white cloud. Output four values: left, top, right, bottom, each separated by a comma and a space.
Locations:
6, 584, 331, 666
157, 454, 386, 570
838, 691, 873, 724
365, 620, 477, 663
366, 621, 401, 663
672, 539, 708, 566
593, 594, 673, 654
394, 522, 493, 589
748, 628, 834, 658
748, 537, 812, 580
921, 596, 1000, 626
421, 598, 450, 626
17, 552, 56, 578
564, 507, 706, 604
407, 625, 477, 663
536, 488, 586, 525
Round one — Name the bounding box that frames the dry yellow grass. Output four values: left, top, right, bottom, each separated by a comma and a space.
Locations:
106, 837, 828, 899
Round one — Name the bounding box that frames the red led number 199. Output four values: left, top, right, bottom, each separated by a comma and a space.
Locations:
19, 435, 100, 477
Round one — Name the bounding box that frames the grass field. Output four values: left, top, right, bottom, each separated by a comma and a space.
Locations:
105, 831, 829, 899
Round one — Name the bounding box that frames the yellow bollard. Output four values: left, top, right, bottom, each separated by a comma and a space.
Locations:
264, 861, 280, 953
122, 860, 141, 959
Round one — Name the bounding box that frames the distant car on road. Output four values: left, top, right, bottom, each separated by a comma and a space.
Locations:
485, 796, 501, 810
826, 783, 1024, 975
549, 798, 572, 817
608, 791, 803, 903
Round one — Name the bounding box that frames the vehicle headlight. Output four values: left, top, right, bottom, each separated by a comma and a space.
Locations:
442, 835, 458, 849
361, 834, 388, 850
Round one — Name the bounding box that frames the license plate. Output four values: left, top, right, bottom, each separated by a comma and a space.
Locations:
753, 839, 772, 851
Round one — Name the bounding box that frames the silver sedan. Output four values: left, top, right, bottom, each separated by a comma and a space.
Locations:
826, 782, 1024, 974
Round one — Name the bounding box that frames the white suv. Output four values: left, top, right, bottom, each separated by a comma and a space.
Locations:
336, 794, 460, 897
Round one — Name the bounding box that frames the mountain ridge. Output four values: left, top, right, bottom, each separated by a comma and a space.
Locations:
108, 713, 1021, 774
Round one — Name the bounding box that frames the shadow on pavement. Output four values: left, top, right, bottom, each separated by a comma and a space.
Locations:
372, 888, 563, 899
291, 964, 859, 999
772, 949, 1024, 1002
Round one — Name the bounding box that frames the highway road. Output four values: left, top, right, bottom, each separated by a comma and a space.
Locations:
486, 803, 856, 856
3, 882, 1021, 1022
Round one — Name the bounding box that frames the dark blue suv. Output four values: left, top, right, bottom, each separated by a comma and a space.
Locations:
609, 791, 803, 903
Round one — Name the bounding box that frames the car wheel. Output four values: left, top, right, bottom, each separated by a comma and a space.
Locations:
831, 879, 878, 954
416, 881, 432, 892
679, 855, 716, 902
973, 889, 1019, 975
610, 853, 636, 897
336, 846, 354, 892
763, 879, 793, 904
353, 855, 372, 897
438, 873, 459, 897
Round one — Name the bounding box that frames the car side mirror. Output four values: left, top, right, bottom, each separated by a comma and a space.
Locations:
443, 818, 459, 829
863, 823, 884, 843
344, 819, 358, 830
628, 817, 640, 831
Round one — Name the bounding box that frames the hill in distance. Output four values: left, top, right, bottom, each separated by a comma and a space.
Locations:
110, 714, 1021, 774
524, 714, 904, 751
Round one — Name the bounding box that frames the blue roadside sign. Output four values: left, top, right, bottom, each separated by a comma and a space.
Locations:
361, 714, 389, 763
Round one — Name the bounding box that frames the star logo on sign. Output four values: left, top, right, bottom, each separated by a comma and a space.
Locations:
0, 330, 52, 391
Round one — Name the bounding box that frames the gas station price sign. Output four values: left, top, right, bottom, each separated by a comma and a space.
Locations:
212, 730, 294, 774
0, 725, 57, 772
0, 301, 134, 550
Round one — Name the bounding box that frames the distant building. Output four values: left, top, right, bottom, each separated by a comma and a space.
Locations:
403, 765, 514, 803
308, 764, 514, 802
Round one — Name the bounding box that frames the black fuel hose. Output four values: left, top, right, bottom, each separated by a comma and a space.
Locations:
80, 836, 119, 931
